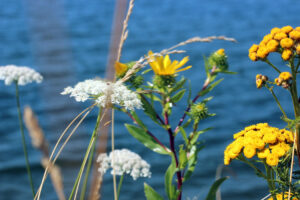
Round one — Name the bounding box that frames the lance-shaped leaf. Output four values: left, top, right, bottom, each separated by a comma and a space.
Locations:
171, 89, 186, 103
125, 124, 170, 155
165, 156, 178, 200
205, 177, 228, 200
140, 95, 160, 124
190, 127, 212, 146
170, 77, 186, 94
144, 183, 164, 200
183, 144, 204, 181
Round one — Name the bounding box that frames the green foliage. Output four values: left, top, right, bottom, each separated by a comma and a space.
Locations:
144, 183, 164, 200
205, 177, 228, 200
165, 157, 178, 200
125, 124, 170, 155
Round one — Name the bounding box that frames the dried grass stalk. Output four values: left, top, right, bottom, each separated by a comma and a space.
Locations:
24, 106, 66, 200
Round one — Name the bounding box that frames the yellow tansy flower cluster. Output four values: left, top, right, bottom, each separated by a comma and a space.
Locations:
267, 192, 298, 200
249, 26, 300, 61
224, 123, 293, 166
256, 74, 268, 89
275, 72, 292, 88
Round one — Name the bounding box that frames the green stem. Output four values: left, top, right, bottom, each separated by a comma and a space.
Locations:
266, 84, 287, 119
69, 108, 103, 200
79, 109, 102, 200
239, 156, 267, 179
264, 162, 277, 200
264, 59, 281, 73
15, 82, 35, 197
117, 174, 124, 200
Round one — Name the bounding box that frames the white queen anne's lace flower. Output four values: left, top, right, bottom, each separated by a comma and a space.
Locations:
61, 79, 142, 110
0, 65, 43, 86
97, 149, 151, 180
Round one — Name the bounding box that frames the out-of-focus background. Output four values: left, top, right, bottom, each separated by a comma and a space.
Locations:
0, 0, 299, 199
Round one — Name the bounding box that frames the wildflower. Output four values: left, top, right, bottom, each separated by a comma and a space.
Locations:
270, 27, 281, 36
249, 44, 259, 53
190, 102, 210, 122
115, 61, 128, 77
289, 30, 300, 40
256, 74, 268, 89
0, 65, 43, 86
61, 79, 142, 110
148, 51, 191, 75
274, 32, 288, 40
266, 40, 279, 52
279, 72, 292, 81
208, 49, 229, 71
281, 49, 293, 61
280, 38, 294, 48
281, 25, 293, 33
224, 123, 292, 166
296, 45, 300, 54
267, 192, 299, 200
266, 153, 279, 166
256, 47, 269, 59
97, 149, 151, 180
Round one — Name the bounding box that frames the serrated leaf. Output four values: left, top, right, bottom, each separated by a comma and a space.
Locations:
171, 77, 186, 94
171, 89, 186, 103
197, 79, 223, 97
165, 157, 177, 200
205, 177, 228, 200
125, 124, 170, 155
144, 183, 164, 200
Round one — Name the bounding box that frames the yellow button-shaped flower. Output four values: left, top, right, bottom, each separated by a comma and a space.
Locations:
281, 49, 293, 61
289, 30, 300, 40
280, 38, 294, 48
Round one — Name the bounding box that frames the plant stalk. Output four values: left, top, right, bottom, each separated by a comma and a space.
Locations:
15, 82, 35, 197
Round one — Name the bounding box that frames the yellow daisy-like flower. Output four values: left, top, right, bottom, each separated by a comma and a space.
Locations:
115, 61, 128, 77
279, 72, 292, 81
148, 51, 191, 75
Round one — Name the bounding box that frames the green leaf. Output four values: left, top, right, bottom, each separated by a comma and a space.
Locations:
125, 124, 170, 155
190, 127, 212, 145
126, 61, 136, 68
198, 79, 223, 97
184, 144, 204, 181
220, 70, 237, 74
179, 126, 188, 145
171, 89, 186, 103
182, 118, 192, 129
144, 183, 164, 200
171, 77, 186, 94
179, 145, 188, 169
140, 95, 160, 124
205, 177, 228, 200
130, 110, 147, 129
165, 157, 178, 200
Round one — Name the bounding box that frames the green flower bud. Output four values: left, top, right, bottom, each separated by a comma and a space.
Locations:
208, 49, 229, 72
153, 75, 176, 88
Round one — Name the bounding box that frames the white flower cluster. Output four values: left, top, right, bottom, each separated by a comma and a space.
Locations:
61, 79, 142, 110
0, 65, 43, 86
97, 149, 151, 180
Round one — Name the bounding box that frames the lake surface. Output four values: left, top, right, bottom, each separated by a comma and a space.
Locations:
0, 0, 300, 199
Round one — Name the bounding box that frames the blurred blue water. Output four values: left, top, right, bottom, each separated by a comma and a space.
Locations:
0, 0, 299, 199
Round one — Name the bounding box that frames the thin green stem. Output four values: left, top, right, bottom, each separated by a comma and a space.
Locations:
238, 156, 267, 179
15, 82, 35, 197
264, 59, 281, 73
265, 84, 287, 119
117, 174, 124, 200
264, 162, 277, 200
69, 108, 103, 200
79, 108, 103, 200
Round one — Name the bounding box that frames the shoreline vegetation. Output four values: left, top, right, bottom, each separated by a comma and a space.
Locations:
0, 1, 299, 200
